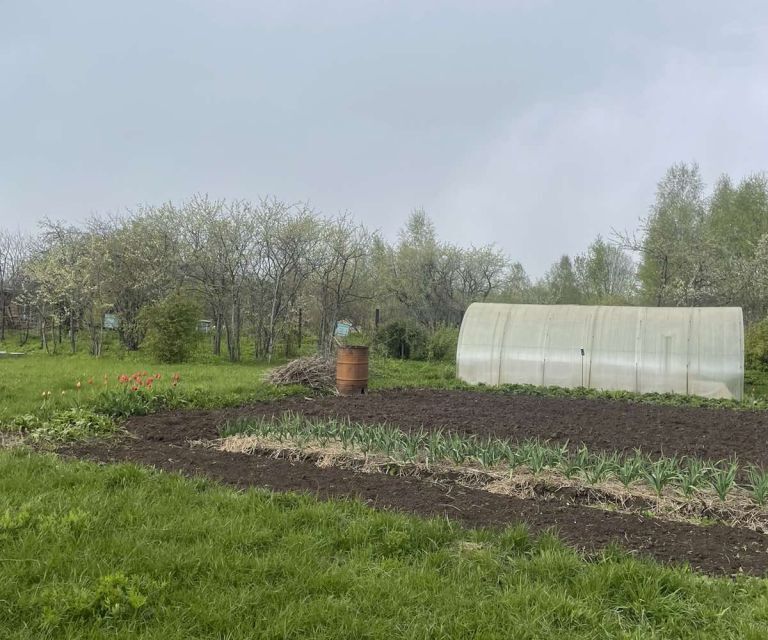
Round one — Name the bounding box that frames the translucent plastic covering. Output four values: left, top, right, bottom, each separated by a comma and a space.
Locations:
457, 303, 744, 400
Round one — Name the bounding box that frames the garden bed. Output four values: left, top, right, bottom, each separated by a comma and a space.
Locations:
57, 389, 768, 576
108, 388, 768, 466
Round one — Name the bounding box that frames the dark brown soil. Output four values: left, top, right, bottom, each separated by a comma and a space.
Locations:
58, 394, 768, 576
124, 389, 768, 466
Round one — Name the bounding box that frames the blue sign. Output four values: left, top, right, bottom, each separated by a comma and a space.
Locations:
334, 321, 352, 337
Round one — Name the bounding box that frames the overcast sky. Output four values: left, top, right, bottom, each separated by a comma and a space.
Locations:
2, 1, 767, 274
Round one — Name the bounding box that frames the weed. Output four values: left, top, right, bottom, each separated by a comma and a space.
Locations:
10, 409, 116, 442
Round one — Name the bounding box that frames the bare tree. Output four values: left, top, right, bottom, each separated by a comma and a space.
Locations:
25, 221, 89, 353
0, 230, 29, 342
177, 195, 228, 355
312, 214, 372, 354
212, 200, 256, 361
256, 199, 321, 361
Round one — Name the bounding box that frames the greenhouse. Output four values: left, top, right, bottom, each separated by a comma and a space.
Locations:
456, 303, 744, 400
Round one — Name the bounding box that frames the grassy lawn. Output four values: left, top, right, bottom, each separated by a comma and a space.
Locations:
2, 448, 768, 639
0, 329, 316, 420
0, 351, 275, 420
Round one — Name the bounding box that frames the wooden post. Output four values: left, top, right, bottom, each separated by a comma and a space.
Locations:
374, 308, 380, 330
298, 308, 303, 351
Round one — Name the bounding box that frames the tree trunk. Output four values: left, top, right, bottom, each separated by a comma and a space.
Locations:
90, 313, 103, 356
316, 314, 326, 354
224, 318, 232, 360
70, 313, 77, 354
266, 275, 282, 363
298, 308, 302, 353
227, 301, 241, 362
255, 312, 265, 360
19, 306, 29, 346
41, 316, 51, 354
213, 310, 222, 356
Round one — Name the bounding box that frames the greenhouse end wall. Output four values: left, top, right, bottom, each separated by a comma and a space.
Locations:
456, 303, 744, 400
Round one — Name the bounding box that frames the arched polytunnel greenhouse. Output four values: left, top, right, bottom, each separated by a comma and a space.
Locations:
456, 303, 744, 400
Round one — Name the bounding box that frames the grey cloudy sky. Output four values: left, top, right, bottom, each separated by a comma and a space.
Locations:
2, 1, 767, 274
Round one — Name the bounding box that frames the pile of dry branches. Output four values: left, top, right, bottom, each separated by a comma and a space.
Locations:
266, 356, 336, 391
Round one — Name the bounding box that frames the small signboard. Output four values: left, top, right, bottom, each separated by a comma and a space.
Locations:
334, 321, 353, 337
103, 313, 119, 330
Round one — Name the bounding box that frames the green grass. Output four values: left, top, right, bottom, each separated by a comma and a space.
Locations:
370, 357, 460, 390
2, 448, 768, 639
746, 370, 768, 398
0, 329, 319, 419
0, 351, 295, 421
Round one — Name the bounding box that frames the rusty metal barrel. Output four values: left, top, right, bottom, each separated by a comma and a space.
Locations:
336, 346, 369, 395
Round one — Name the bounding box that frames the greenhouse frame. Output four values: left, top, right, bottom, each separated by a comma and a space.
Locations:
456, 303, 744, 400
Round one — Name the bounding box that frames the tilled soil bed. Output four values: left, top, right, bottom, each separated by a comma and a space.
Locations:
58, 389, 768, 576
121, 389, 768, 466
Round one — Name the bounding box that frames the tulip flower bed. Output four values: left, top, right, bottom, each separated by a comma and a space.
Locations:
5, 367, 279, 442
5, 371, 183, 442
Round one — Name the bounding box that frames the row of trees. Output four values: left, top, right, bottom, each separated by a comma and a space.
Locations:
2, 197, 370, 359
515, 162, 768, 323
1, 163, 766, 360
0, 199, 527, 359
624, 164, 768, 323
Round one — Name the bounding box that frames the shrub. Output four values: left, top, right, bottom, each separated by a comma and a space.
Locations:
139, 295, 201, 363
745, 317, 768, 370
428, 326, 459, 362
375, 321, 428, 360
